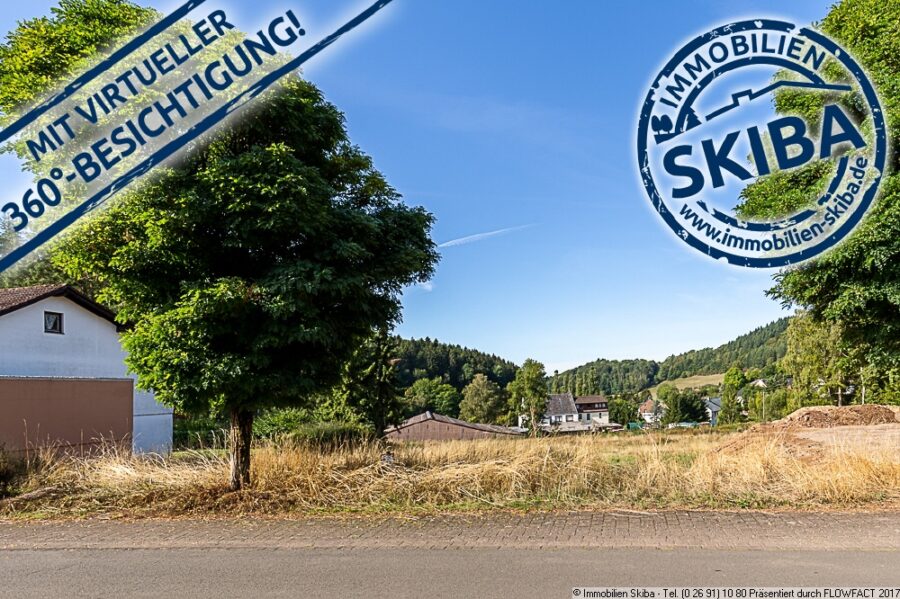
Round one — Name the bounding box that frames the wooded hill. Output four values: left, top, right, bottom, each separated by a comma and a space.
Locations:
397, 318, 788, 396
548, 318, 789, 396
394, 337, 518, 392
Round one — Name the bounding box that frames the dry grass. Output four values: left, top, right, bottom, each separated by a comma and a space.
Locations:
2, 427, 899, 519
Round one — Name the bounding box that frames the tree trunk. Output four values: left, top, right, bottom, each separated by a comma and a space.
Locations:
229, 407, 254, 491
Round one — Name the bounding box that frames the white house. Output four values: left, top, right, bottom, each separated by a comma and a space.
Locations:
0, 284, 172, 453
574, 395, 610, 425
541, 393, 580, 427
639, 398, 661, 424
518, 393, 611, 433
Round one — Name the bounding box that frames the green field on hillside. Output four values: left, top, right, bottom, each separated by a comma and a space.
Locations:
648, 373, 725, 399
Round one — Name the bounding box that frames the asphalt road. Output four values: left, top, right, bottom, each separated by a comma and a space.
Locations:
1, 512, 898, 597
1, 547, 899, 598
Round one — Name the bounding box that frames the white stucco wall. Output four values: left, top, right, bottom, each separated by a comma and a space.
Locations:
0, 296, 172, 453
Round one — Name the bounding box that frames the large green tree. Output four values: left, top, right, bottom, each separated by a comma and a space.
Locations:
739, 0, 900, 401
58, 77, 436, 488
506, 359, 548, 435
660, 388, 707, 425
402, 377, 461, 417
0, 1, 436, 489
0, 0, 158, 290
458, 373, 506, 424
330, 328, 405, 435
608, 398, 637, 426
57, 77, 437, 489
781, 311, 852, 407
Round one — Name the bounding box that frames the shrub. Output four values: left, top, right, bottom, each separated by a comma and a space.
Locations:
253, 408, 311, 439
174, 408, 372, 450
286, 422, 373, 449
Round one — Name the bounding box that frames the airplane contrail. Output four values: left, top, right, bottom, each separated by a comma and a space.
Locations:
438, 224, 534, 248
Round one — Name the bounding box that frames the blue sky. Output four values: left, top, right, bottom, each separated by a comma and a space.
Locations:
0, 0, 833, 372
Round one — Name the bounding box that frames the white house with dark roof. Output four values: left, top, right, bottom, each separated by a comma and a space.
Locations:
516, 392, 611, 433
532, 392, 577, 428
0, 284, 172, 454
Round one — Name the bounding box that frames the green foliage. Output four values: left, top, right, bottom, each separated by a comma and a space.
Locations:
747, 388, 790, 422
403, 377, 461, 417
172, 413, 228, 449
655, 383, 679, 405
655, 319, 788, 381
745, 0, 900, 394
55, 77, 438, 422
0, 0, 157, 116
781, 311, 851, 405
723, 366, 748, 394
549, 359, 657, 395
395, 337, 517, 392
309, 392, 362, 428
718, 395, 743, 425
506, 359, 548, 434
458, 373, 507, 424
735, 161, 832, 219
286, 422, 373, 449
253, 408, 311, 439
608, 398, 638, 426
0, 0, 156, 289
551, 319, 788, 394
331, 328, 405, 434
661, 388, 707, 425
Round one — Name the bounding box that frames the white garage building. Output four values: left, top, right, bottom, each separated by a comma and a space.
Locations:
0, 284, 172, 453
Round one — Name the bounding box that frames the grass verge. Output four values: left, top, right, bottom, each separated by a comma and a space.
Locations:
1, 428, 898, 519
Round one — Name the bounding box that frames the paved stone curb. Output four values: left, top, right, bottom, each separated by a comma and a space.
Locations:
1, 511, 899, 551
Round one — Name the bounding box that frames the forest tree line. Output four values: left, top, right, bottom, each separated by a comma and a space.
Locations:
548, 319, 788, 396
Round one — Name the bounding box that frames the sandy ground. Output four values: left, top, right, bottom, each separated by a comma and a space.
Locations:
795, 423, 900, 452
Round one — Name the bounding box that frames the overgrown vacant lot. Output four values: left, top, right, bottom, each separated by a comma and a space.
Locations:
2, 407, 899, 519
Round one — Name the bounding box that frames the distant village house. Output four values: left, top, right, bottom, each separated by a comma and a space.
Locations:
638, 398, 660, 424
519, 392, 614, 433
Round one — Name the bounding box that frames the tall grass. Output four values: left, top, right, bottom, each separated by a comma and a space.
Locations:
2, 429, 898, 518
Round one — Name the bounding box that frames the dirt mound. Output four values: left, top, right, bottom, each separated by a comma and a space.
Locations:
776, 405, 900, 429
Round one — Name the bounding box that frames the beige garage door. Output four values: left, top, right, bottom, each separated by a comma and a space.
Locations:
0, 378, 133, 454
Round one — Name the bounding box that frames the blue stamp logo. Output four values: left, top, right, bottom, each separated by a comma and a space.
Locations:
637, 19, 887, 267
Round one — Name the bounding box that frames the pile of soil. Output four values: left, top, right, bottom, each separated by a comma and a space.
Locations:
773, 405, 900, 429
